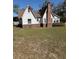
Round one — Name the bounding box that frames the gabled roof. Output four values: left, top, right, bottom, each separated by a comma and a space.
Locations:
18, 3, 60, 19
18, 7, 42, 18
18, 6, 33, 18
39, 6, 47, 17
53, 13, 60, 18
18, 9, 25, 18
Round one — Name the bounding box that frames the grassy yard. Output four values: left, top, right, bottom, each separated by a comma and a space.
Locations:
13, 26, 66, 59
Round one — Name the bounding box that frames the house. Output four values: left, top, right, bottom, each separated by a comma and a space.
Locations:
13, 16, 19, 26
53, 14, 60, 23
18, 2, 60, 28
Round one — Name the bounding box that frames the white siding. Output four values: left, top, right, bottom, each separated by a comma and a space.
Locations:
42, 9, 60, 24
43, 9, 53, 24
42, 9, 47, 24
22, 7, 39, 25
36, 18, 41, 23
52, 16, 60, 23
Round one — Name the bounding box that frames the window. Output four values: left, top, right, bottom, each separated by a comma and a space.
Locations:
37, 18, 39, 21
57, 20, 58, 23
28, 19, 31, 24
54, 21, 55, 23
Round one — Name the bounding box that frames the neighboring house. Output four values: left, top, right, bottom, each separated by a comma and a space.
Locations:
53, 14, 60, 23
18, 2, 60, 28
13, 16, 19, 26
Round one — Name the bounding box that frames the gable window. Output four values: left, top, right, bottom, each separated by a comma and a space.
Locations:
28, 19, 31, 24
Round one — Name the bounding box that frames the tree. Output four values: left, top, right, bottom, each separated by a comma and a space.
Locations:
39, 0, 52, 16
42, 0, 50, 6
53, 0, 66, 23
13, 4, 19, 14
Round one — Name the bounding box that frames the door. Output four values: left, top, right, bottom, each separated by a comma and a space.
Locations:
28, 19, 31, 28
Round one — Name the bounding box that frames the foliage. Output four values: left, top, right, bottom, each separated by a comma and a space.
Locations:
39, 0, 52, 16
53, 0, 66, 23
13, 4, 19, 14
42, 0, 50, 6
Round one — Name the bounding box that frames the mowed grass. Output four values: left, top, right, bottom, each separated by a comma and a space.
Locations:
13, 26, 66, 59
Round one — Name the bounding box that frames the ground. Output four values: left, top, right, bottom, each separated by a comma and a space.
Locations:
13, 26, 66, 59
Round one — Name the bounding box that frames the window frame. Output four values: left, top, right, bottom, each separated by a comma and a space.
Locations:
28, 19, 31, 24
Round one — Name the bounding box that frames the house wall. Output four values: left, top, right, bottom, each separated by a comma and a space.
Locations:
20, 6, 60, 28
43, 9, 53, 24
52, 16, 60, 23
22, 7, 39, 25
42, 9, 47, 24
42, 10, 60, 24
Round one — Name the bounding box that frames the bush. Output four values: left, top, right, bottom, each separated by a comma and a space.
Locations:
60, 16, 66, 23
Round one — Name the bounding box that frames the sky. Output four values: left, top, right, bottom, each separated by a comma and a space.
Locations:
13, 0, 64, 16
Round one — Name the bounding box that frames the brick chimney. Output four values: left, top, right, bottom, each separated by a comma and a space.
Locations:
28, 6, 32, 12
47, 2, 52, 28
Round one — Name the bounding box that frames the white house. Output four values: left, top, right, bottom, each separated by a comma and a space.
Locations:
53, 14, 60, 23
18, 2, 60, 28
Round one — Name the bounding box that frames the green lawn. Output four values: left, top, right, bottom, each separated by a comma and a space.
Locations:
13, 26, 66, 59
